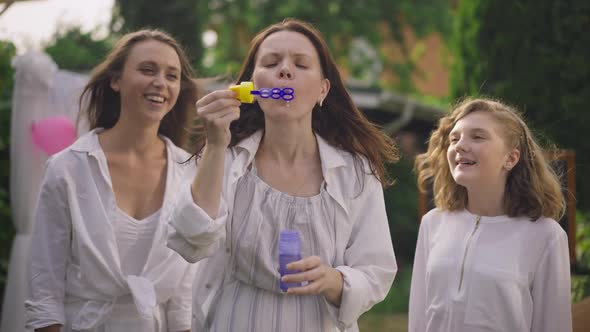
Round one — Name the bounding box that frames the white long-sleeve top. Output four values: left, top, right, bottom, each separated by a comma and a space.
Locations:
167, 130, 397, 331
25, 129, 197, 332
409, 208, 572, 332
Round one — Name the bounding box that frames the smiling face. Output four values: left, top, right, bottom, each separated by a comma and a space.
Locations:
447, 111, 520, 191
252, 31, 329, 121
110, 39, 181, 125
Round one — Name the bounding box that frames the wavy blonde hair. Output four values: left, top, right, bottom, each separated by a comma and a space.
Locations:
415, 98, 565, 221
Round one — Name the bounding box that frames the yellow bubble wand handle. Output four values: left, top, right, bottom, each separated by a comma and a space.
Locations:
229, 81, 255, 103
229, 81, 296, 104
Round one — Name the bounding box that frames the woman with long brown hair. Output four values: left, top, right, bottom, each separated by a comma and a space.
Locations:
26, 30, 198, 332
167, 19, 398, 331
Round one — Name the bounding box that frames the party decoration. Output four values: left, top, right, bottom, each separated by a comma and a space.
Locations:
31, 116, 77, 155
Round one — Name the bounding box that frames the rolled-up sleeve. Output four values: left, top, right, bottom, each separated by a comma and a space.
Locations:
326, 175, 397, 329
167, 180, 227, 263
165, 262, 197, 332
25, 159, 70, 329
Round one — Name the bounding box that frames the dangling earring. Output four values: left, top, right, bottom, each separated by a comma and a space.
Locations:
315, 99, 324, 112
314, 101, 322, 112
285, 100, 291, 108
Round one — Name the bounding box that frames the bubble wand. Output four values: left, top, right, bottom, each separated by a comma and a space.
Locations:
229, 81, 294, 104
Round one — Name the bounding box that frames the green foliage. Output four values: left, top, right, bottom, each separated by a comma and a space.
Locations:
385, 157, 419, 266
0, 40, 16, 304
113, 0, 206, 68
45, 28, 114, 72
451, 0, 590, 210
572, 275, 590, 303
113, 0, 452, 89
370, 264, 412, 313
0, 42, 15, 98
577, 210, 590, 269
573, 210, 590, 302
203, 0, 452, 87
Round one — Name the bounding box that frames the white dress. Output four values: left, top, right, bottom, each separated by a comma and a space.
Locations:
167, 131, 398, 332
209, 164, 338, 331
408, 208, 572, 332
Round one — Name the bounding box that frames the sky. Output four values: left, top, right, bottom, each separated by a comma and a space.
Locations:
0, 0, 114, 53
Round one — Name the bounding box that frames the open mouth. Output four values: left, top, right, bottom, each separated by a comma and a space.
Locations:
145, 94, 166, 104
455, 159, 476, 167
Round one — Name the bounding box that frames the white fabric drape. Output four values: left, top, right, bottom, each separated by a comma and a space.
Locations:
1, 51, 88, 332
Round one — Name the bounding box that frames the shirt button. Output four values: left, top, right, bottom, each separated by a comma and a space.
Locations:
205, 283, 212, 289
226, 248, 230, 253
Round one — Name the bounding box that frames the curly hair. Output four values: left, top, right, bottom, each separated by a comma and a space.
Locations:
79, 29, 199, 148
415, 97, 565, 221
194, 19, 398, 187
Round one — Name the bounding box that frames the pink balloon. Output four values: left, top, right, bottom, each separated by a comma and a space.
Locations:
31, 116, 77, 155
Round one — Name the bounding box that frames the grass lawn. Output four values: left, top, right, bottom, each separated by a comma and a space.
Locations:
358, 312, 408, 332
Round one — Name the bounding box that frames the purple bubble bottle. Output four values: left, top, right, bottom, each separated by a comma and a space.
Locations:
279, 230, 302, 292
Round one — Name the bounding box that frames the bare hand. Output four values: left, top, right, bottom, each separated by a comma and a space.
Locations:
196, 89, 241, 149
281, 256, 344, 306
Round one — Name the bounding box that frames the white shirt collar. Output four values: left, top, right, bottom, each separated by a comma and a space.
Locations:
234, 129, 347, 171
232, 130, 351, 215
70, 128, 178, 159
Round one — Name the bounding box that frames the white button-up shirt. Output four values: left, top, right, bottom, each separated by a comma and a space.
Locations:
167, 131, 397, 331
26, 129, 197, 332
409, 208, 572, 332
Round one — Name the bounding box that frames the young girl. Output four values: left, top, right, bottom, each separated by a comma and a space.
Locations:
410, 98, 572, 332
26, 30, 198, 332
166, 19, 398, 331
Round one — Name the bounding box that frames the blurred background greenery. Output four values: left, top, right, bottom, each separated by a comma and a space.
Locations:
1, 0, 589, 330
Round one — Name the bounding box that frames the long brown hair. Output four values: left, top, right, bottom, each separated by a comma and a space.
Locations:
79, 29, 198, 148
415, 97, 565, 221
203, 19, 398, 186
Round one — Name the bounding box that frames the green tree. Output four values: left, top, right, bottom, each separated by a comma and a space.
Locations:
384, 158, 419, 265
112, 0, 452, 91
573, 210, 590, 301
112, 0, 206, 68
203, 0, 452, 90
452, 0, 590, 210
0, 40, 16, 308
45, 28, 114, 72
